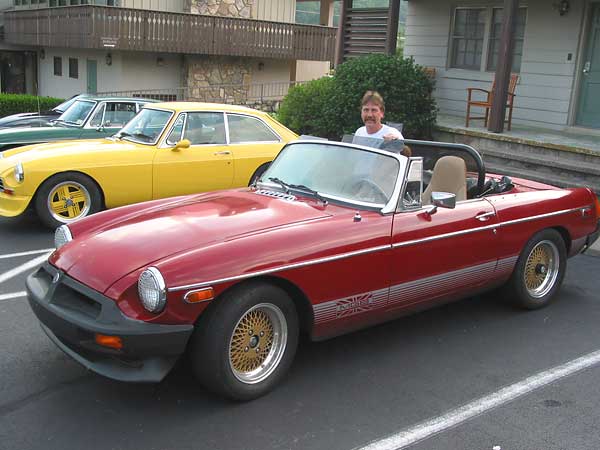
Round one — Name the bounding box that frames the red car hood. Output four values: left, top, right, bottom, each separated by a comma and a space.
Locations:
52, 190, 331, 293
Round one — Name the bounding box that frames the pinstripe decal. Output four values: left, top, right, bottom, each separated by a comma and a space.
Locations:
313, 256, 519, 324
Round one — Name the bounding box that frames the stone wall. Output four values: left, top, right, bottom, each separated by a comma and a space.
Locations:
185, 55, 252, 103
187, 0, 255, 18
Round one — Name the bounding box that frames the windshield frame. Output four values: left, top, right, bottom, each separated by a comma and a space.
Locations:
117, 106, 175, 146
55, 99, 97, 127
256, 140, 407, 213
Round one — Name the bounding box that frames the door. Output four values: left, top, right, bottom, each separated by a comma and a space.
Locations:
153, 111, 234, 199
388, 198, 501, 311
577, 4, 600, 128
86, 60, 97, 94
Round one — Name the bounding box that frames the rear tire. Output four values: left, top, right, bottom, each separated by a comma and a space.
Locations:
507, 229, 567, 310
189, 282, 298, 401
35, 172, 102, 229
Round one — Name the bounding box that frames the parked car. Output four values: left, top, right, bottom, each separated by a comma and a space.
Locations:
0, 96, 156, 151
0, 102, 298, 227
0, 94, 86, 129
26, 136, 600, 400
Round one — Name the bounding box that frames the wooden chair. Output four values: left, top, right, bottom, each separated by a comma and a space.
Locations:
465, 74, 519, 130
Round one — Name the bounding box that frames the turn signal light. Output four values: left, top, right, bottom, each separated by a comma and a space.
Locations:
184, 287, 214, 303
95, 333, 123, 350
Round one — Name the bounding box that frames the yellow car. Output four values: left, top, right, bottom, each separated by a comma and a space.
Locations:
0, 102, 297, 228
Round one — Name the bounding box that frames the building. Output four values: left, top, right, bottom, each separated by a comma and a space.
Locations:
1, 0, 337, 102
403, 0, 599, 132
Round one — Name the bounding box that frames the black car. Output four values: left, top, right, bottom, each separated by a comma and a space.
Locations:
0, 94, 84, 129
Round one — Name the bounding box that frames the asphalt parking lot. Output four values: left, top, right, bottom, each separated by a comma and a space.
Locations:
1, 212, 600, 450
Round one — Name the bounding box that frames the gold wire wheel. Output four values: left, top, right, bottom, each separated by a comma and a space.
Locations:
47, 181, 91, 223
229, 303, 287, 384
523, 240, 560, 298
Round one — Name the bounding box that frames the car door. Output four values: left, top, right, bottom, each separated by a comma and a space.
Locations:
82, 101, 138, 139
387, 159, 501, 311
152, 111, 234, 199
225, 113, 285, 186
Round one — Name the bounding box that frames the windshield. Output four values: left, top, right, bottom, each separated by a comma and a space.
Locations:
53, 95, 83, 113
56, 99, 96, 126
259, 142, 402, 207
117, 108, 173, 144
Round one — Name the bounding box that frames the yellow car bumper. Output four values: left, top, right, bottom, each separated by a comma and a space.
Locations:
0, 191, 32, 217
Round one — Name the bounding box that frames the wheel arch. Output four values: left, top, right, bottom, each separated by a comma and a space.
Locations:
31, 170, 107, 210
550, 226, 571, 254
205, 275, 314, 335
248, 162, 271, 186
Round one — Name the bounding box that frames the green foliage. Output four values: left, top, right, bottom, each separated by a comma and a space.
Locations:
277, 77, 338, 139
278, 55, 437, 139
0, 94, 64, 118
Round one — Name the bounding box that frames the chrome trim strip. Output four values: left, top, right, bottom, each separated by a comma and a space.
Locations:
169, 208, 580, 292
168, 244, 391, 292
392, 207, 581, 249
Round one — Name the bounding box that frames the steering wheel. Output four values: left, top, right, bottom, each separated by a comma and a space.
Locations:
347, 178, 389, 204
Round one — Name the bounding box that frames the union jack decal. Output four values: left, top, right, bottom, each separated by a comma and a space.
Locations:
336, 293, 374, 318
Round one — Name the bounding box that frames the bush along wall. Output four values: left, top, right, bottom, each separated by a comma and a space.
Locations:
278, 55, 437, 140
0, 94, 65, 118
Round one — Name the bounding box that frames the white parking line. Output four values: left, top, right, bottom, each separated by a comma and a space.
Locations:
0, 253, 51, 285
0, 291, 27, 302
358, 349, 600, 450
0, 248, 54, 260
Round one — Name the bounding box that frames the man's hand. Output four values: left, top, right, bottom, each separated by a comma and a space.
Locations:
382, 133, 400, 141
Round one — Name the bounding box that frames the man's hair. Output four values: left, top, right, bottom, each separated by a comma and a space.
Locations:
361, 90, 385, 112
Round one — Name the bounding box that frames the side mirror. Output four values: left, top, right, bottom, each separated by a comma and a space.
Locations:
425, 192, 456, 216
96, 125, 104, 132
173, 139, 191, 151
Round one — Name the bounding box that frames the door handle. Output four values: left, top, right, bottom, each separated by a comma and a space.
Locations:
475, 211, 496, 221
213, 151, 231, 155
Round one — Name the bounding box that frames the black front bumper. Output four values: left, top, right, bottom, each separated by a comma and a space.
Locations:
26, 263, 194, 383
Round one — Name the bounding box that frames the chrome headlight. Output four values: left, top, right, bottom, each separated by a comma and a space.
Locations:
14, 162, 24, 183
138, 267, 167, 313
54, 225, 73, 249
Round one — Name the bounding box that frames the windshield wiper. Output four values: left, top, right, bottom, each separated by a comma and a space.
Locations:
268, 177, 328, 205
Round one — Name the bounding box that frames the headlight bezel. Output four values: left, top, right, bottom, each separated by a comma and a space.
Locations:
14, 161, 24, 183
138, 267, 167, 313
54, 225, 73, 250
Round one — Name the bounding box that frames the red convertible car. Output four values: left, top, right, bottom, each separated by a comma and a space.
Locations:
26, 137, 600, 400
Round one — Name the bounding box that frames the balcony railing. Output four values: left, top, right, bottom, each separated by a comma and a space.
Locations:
3, 5, 337, 62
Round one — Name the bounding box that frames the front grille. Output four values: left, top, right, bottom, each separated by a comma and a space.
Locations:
255, 189, 297, 202
52, 283, 102, 319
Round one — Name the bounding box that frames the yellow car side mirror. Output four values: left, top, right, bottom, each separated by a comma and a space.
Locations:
173, 139, 191, 151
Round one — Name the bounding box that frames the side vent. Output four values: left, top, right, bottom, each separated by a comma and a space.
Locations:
255, 189, 297, 202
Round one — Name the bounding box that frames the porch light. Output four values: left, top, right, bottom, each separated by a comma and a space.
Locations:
554, 0, 569, 16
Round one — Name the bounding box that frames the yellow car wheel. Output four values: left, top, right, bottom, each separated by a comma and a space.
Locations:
35, 172, 102, 229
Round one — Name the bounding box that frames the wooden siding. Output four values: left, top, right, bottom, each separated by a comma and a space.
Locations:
255, 0, 295, 23
404, 0, 586, 130
120, 0, 185, 13
3, 5, 336, 62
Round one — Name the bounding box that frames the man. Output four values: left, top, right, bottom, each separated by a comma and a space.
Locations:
355, 91, 404, 141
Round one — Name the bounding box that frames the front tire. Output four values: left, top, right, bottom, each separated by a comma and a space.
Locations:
507, 229, 567, 310
35, 172, 102, 229
190, 282, 299, 401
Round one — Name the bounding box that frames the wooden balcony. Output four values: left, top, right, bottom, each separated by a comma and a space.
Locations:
3, 5, 337, 62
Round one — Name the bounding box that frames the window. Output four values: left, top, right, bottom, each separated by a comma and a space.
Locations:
487, 8, 527, 72
53, 56, 62, 76
89, 104, 105, 127
450, 7, 527, 72
103, 102, 137, 127
227, 114, 279, 143
183, 112, 226, 145
69, 58, 78, 79
167, 114, 185, 145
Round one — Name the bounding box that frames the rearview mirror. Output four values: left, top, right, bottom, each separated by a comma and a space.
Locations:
173, 139, 191, 151
432, 192, 456, 209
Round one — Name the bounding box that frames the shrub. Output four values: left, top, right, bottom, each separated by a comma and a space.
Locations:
0, 94, 65, 118
277, 77, 338, 139
330, 54, 437, 139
